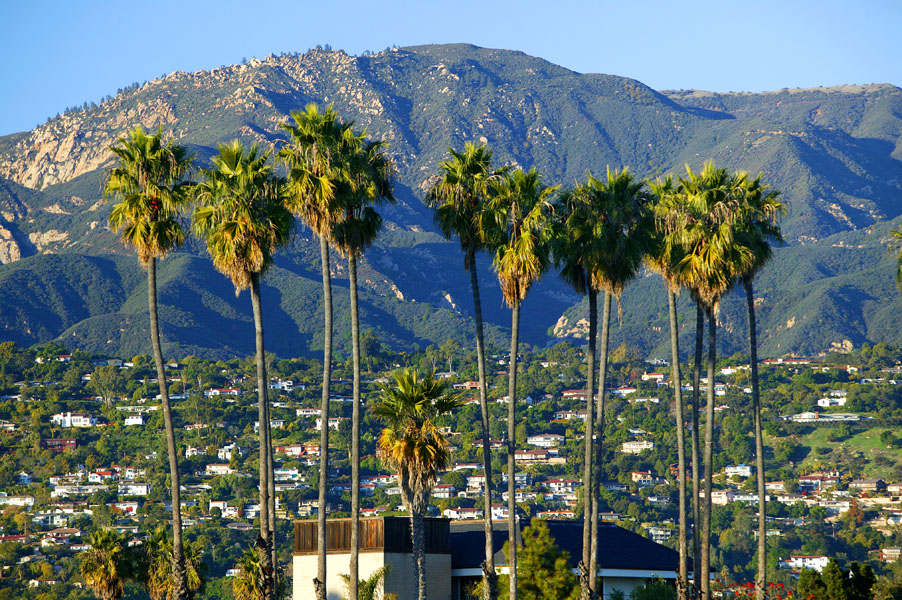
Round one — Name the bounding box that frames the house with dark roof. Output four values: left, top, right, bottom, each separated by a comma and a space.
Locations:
292, 517, 679, 600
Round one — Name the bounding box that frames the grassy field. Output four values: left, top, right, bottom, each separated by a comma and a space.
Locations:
797, 427, 902, 478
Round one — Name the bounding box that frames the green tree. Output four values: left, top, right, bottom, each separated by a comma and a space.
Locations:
192, 140, 292, 600
141, 525, 205, 600
374, 369, 464, 600
340, 565, 397, 600
482, 167, 558, 600
497, 520, 579, 600
332, 133, 395, 600
280, 103, 358, 600
232, 547, 264, 600
105, 125, 194, 600
893, 229, 902, 290
79, 529, 136, 600
426, 142, 505, 600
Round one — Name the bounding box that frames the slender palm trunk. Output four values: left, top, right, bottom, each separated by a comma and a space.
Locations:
348, 253, 362, 600
580, 288, 598, 600
411, 509, 427, 600
250, 272, 273, 600
745, 278, 767, 600
265, 379, 277, 592
147, 258, 187, 600
700, 310, 716, 600
667, 288, 688, 600
589, 292, 612, 587
506, 302, 520, 600
691, 303, 703, 598
468, 257, 497, 600
315, 236, 332, 600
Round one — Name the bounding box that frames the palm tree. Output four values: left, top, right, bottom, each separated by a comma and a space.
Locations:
481, 167, 558, 600
893, 229, 902, 290
673, 162, 754, 600
374, 369, 464, 600
80, 529, 136, 600
332, 136, 395, 600
732, 175, 785, 600
340, 565, 397, 600
553, 183, 603, 599
425, 142, 504, 600
142, 525, 205, 600
279, 103, 360, 600
104, 125, 193, 600
232, 547, 265, 600
648, 176, 690, 599
191, 140, 292, 600
577, 168, 653, 591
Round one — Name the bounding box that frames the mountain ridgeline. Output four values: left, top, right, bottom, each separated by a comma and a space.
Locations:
0, 43, 900, 359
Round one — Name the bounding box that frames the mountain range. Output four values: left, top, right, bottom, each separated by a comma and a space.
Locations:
0, 43, 900, 360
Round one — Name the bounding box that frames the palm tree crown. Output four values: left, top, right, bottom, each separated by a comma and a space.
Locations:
191, 141, 292, 290
105, 126, 194, 264
80, 529, 136, 600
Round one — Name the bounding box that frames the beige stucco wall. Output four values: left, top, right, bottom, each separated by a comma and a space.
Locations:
293, 552, 452, 600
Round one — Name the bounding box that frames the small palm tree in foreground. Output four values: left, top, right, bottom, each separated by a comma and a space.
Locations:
142, 525, 205, 600
105, 125, 193, 600
192, 140, 292, 600
374, 369, 464, 600
340, 565, 398, 600
80, 529, 136, 600
232, 547, 265, 600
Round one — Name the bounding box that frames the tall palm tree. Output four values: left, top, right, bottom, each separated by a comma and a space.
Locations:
191, 140, 292, 600
648, 176, 690, 599
553, 183, 604, 600
425, 142, 504, 600
673, 162, 754, 600
481, 167, 558, 600
104, 126, 193, 600
332, 136, 395, 600
80, 529, 136, 600
142, 525, 205, 600
732, 175, 785, 600
578, 168, 653, 590
374, 369, 464, 600
279, 103, 361, 600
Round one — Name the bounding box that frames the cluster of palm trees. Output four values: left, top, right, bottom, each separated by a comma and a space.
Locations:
427, 147, 784, 600
104, 106, 394, 600
103, 106, 784, 600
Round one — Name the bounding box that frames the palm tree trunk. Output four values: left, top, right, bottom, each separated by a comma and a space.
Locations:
700, 310, 716, 600
411, 510, 427, 600
250, 272, 273, 600
506, 302, 520, 600
264, 379, 277, 593
315, 235, 332, 600
667, 288, 688, 600
580, 288, 598, 600
147, 258, 187, 600
589, 291, 612, 588
468, 257, 497, 600
349, 253, 362, 600
745, 278, 767, 600
691, 303, 703, 598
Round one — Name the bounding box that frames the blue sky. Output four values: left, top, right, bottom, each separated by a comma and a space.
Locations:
1, 0, 900, 136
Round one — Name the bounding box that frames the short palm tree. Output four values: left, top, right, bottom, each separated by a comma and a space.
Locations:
374, 369, 464, 600
732, 174, 785, 600
191, 140, 292, 600
232, 547, 265, 600
481, 167, 558, 600
340, 565, 397, 600
280, 103, 361, 600
142, 525, 205, 600
425, 142, 504, 600
648, 176, 690, 599
80, 529, 136, 600
104, 125, 193, 600
332, 136, 395, 600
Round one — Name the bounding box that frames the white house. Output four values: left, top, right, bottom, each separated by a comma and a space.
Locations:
124, 414, 145, 427
204, 388, 240, 398
269, 379, 295, 392
315, 416, 344, 431
117, 482, 150, 496
724, 465, 754, 478
621, 441, 655, 454
779, 555, 830, 573
527, 433, 564, 448
205, 464, 234, 476
296, 407, 322, 418
50, 412, 97, 428
218, 443, 243, 461
817, 396, 848, 408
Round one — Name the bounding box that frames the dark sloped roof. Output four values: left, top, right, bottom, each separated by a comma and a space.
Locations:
450, 520, 678, 573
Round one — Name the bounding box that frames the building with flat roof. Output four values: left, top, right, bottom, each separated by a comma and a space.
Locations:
292, 517, 679, 600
